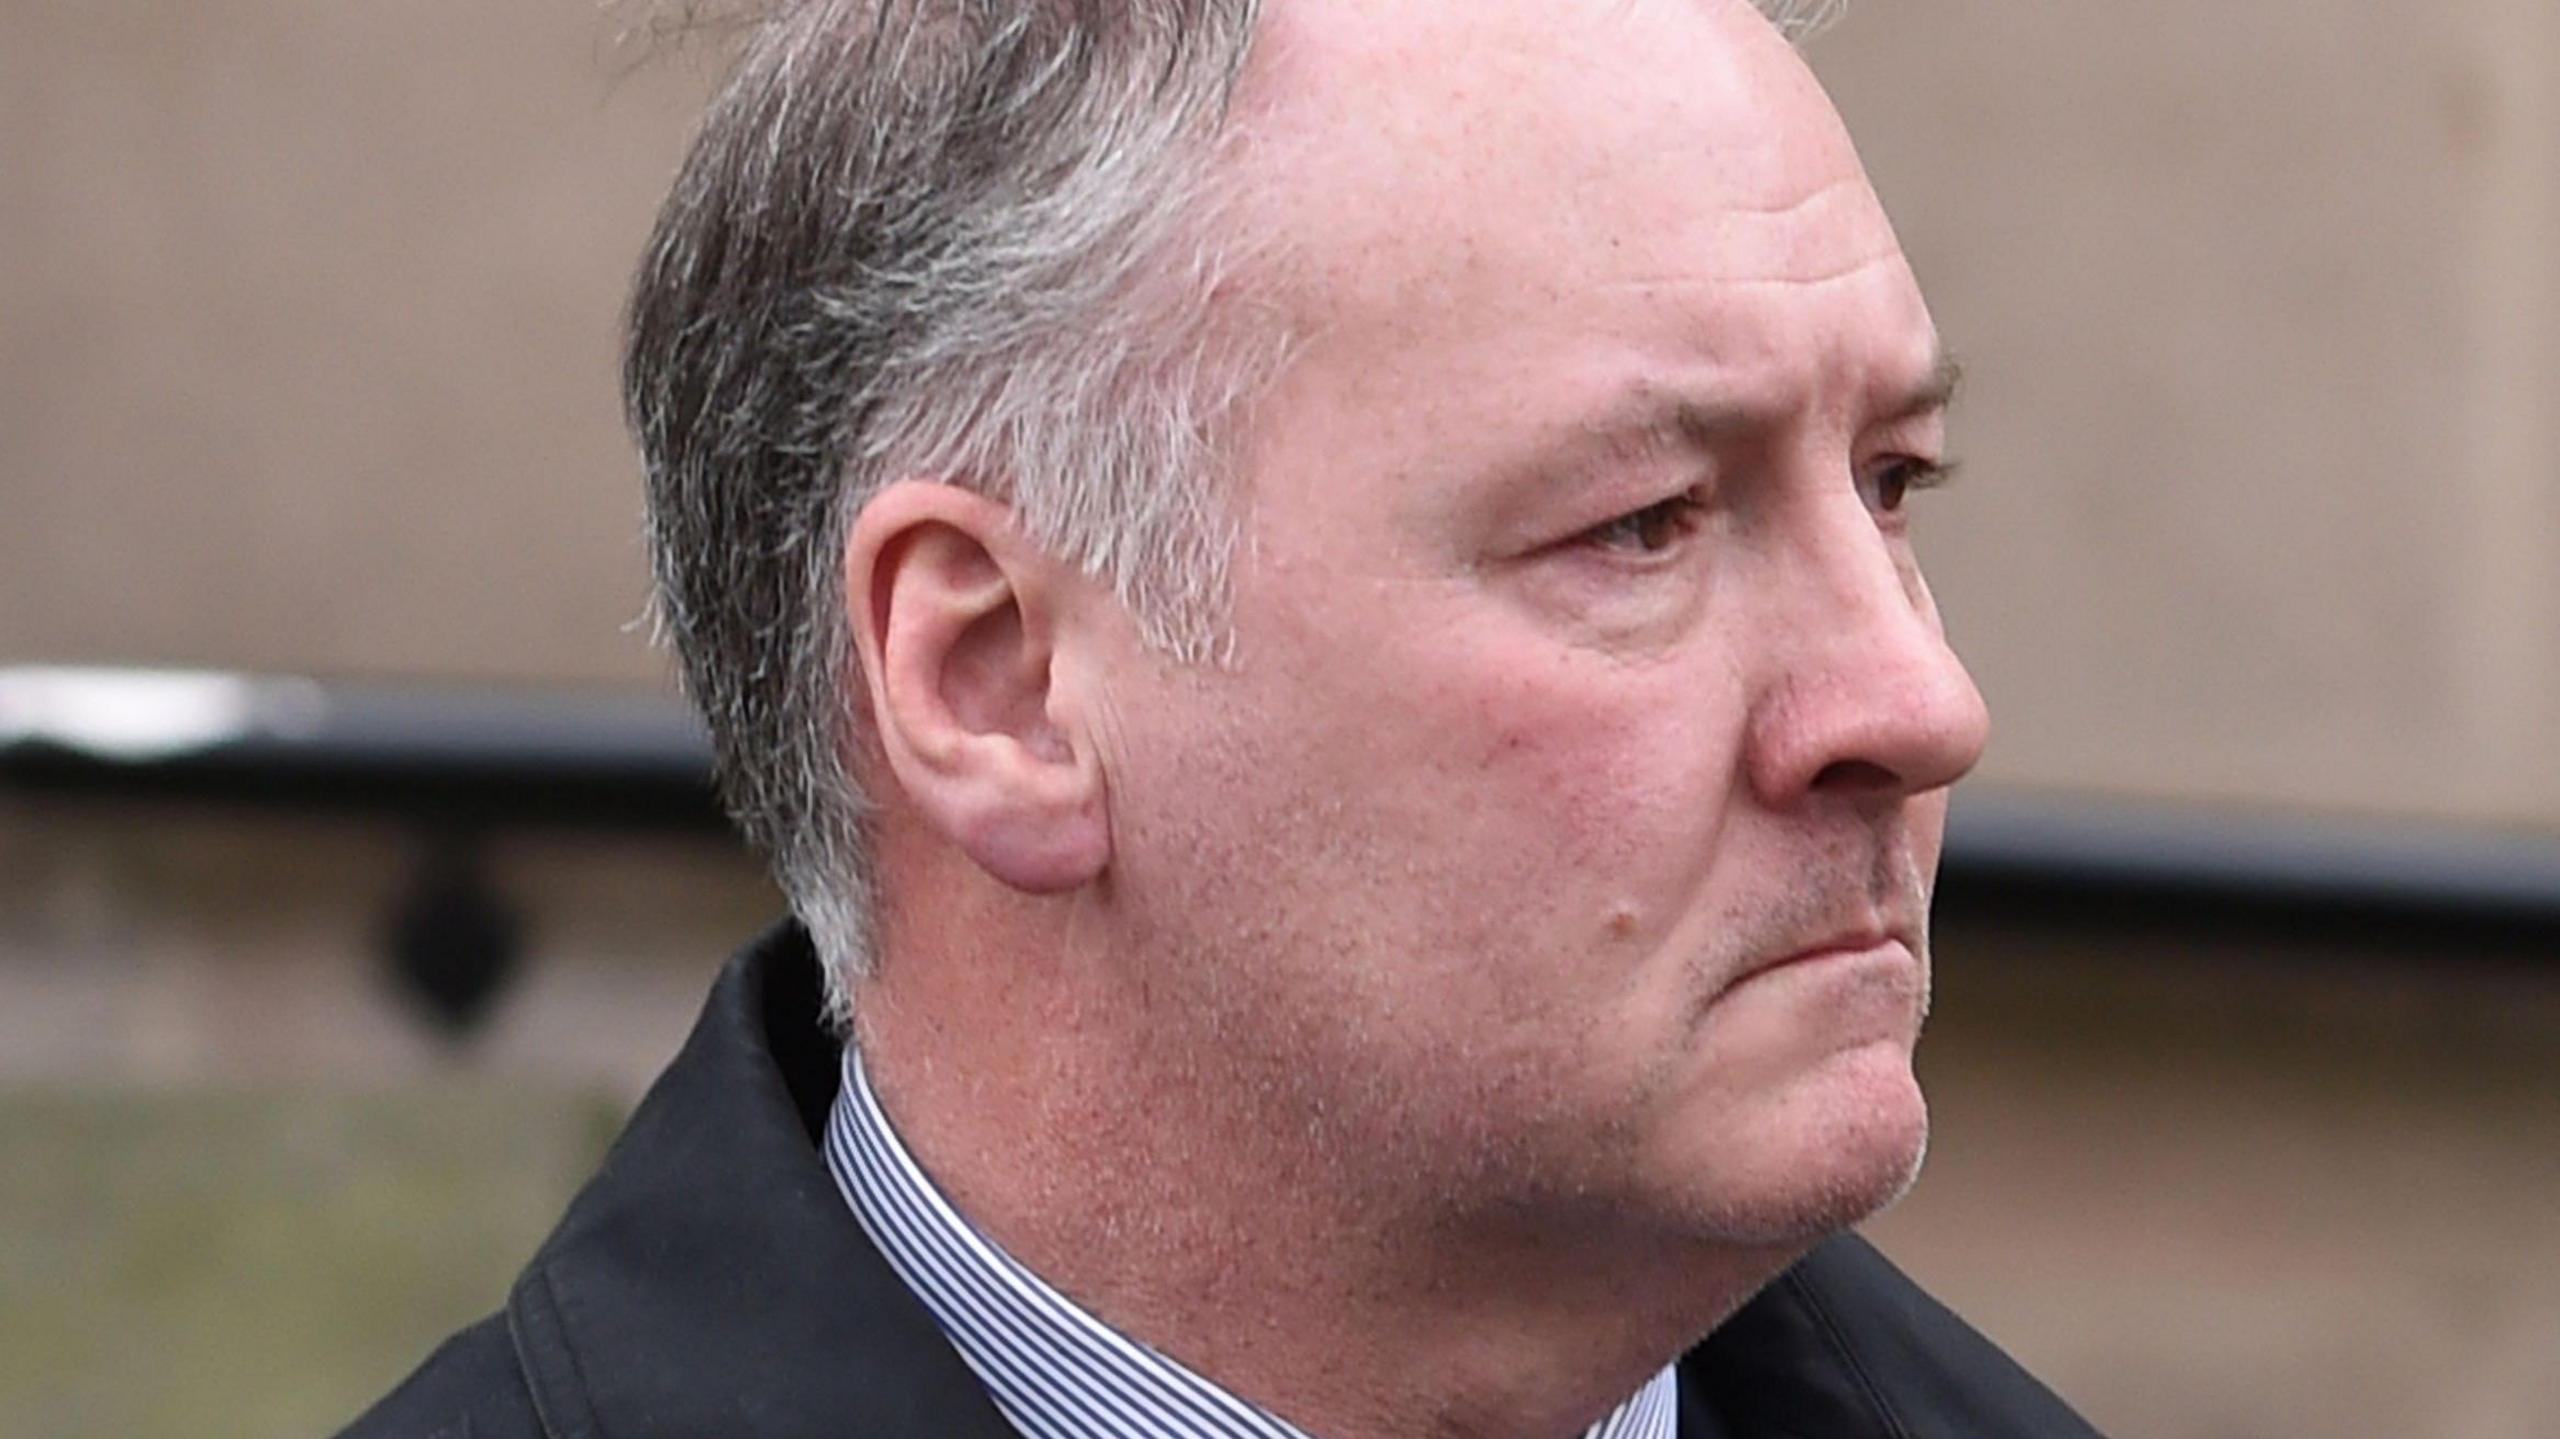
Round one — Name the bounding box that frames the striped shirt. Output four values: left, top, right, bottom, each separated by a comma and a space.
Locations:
826, 1045, 1681, 1439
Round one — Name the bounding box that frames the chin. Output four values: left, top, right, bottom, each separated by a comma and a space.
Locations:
1673, 1044, 1931, 1248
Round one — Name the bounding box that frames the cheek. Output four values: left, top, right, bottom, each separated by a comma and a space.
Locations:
1256, 580, 1751, 978
1095, 578, 1760, 1185
1463, 659, 1739, 882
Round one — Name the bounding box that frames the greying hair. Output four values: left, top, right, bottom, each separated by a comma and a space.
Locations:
628, 0, 1271, 1026
1759, 0, 1846, 42
626, 0, 1838, 1026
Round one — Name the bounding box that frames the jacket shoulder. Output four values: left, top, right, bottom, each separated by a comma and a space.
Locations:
333, 1311, 547, 1439
1688, 1235, 2104, 1437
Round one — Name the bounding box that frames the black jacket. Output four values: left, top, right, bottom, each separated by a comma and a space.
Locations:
338, 924, 2102, 1438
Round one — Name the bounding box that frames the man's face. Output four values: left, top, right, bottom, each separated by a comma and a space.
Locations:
1092, 0, 1989, 1248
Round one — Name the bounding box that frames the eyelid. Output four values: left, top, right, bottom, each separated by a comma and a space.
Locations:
1864, 453, 1959, 517
1574, 486, 1710, 555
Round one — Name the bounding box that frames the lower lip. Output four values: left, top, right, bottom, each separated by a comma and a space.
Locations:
1742, 937, 1910, 986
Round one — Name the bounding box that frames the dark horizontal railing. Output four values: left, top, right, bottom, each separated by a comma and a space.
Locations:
0, 667, 725, 830
1938, 790, 2560, 952
9, 665, 2560, 949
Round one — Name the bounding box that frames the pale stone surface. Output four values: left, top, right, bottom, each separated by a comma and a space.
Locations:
1872, 920, 2560, 1439
0, 0, 711, 686
1810, 1, 2560, 825
0, 800, 773, 1095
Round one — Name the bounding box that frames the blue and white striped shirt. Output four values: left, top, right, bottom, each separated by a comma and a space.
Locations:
826, 1045, 1681, 1439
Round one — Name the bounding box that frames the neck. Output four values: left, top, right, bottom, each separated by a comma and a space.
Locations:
854, 894, 1800, 1439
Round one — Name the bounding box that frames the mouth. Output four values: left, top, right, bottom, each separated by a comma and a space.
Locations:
1727, 926, 1916, 994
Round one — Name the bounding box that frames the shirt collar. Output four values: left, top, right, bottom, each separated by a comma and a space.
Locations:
826, 1043, 1679, 1439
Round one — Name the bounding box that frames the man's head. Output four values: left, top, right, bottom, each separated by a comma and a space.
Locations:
634, 0, 1986, 1254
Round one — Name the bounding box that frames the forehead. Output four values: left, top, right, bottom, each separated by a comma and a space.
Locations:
1243, 0, 1849, 179
1226, 0, 1925, 401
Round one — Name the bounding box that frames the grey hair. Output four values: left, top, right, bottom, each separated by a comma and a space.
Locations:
1757, 0, 1847, 42
627, 0, 1838, 1028
628, 0, 1271, 1028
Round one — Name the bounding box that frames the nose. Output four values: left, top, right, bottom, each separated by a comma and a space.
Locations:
1744, 507, 1991, 809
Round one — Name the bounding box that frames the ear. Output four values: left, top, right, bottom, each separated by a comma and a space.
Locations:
845, 481, 1111, 894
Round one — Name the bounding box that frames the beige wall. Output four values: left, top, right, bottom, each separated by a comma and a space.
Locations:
1815, 1, 2560, 828
1, 1, 710, 686
7, 1, 2557, 827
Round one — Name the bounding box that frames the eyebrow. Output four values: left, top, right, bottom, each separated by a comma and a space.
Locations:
1882, 350, 1964, 426
1565, 347, 1963, 480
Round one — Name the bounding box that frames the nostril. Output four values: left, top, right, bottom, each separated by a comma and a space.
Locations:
1811, 757, 1899, 793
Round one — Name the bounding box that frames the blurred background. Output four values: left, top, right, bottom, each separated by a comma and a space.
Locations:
3, 1, 2556, 1434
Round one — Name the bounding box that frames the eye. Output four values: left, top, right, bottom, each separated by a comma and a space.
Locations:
1861, 455, 1955, 517
1580, 490, 1708, 555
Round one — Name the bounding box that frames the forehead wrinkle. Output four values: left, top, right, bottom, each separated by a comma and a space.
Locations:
1591, 242, 1907, 298
1581, 168, 1905, 299
1714, 172, 1870, 222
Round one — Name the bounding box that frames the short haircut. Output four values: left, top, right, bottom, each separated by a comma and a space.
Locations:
628, 0, 1272, 1025
626, 0, 1841, 1025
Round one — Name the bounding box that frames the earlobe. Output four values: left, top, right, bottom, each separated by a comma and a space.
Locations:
845, 482, 1112, 895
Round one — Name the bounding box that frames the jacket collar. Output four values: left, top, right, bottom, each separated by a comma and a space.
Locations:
505, 923, 1017, 1439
